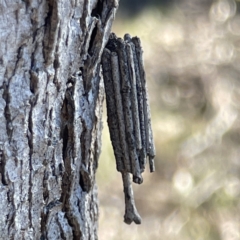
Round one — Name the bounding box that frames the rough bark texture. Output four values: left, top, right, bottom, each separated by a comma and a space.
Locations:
0, 0, 118, 239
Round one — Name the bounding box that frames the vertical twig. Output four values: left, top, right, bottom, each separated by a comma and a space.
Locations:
111, 52, 131, 172
115, 38, 143, 183
125, 42, 142, 151
122, 172, 141, 225
132, 37, 156, 172
102, 49, 124, 172
125, 43, 143, 183
129, 40, 147, 172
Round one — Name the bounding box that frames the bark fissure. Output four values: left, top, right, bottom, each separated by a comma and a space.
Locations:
27, 103, 33, 231
43, 0, 59, 66
0, 145, 8, 186
88, 24, 99, 57
56, 216, 67, 240
91, 0, 104, 18
3, 82, 12, 142
60, 84, 83, 239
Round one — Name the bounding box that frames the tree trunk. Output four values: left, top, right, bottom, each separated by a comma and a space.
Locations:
0, 0, 118, 239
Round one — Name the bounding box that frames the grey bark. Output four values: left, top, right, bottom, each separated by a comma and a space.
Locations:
0, 0, 118, 239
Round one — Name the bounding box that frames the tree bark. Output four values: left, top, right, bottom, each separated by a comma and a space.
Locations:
0, 0, 118, 239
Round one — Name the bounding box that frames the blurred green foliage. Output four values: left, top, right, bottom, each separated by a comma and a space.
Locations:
97, 0, 240, 239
